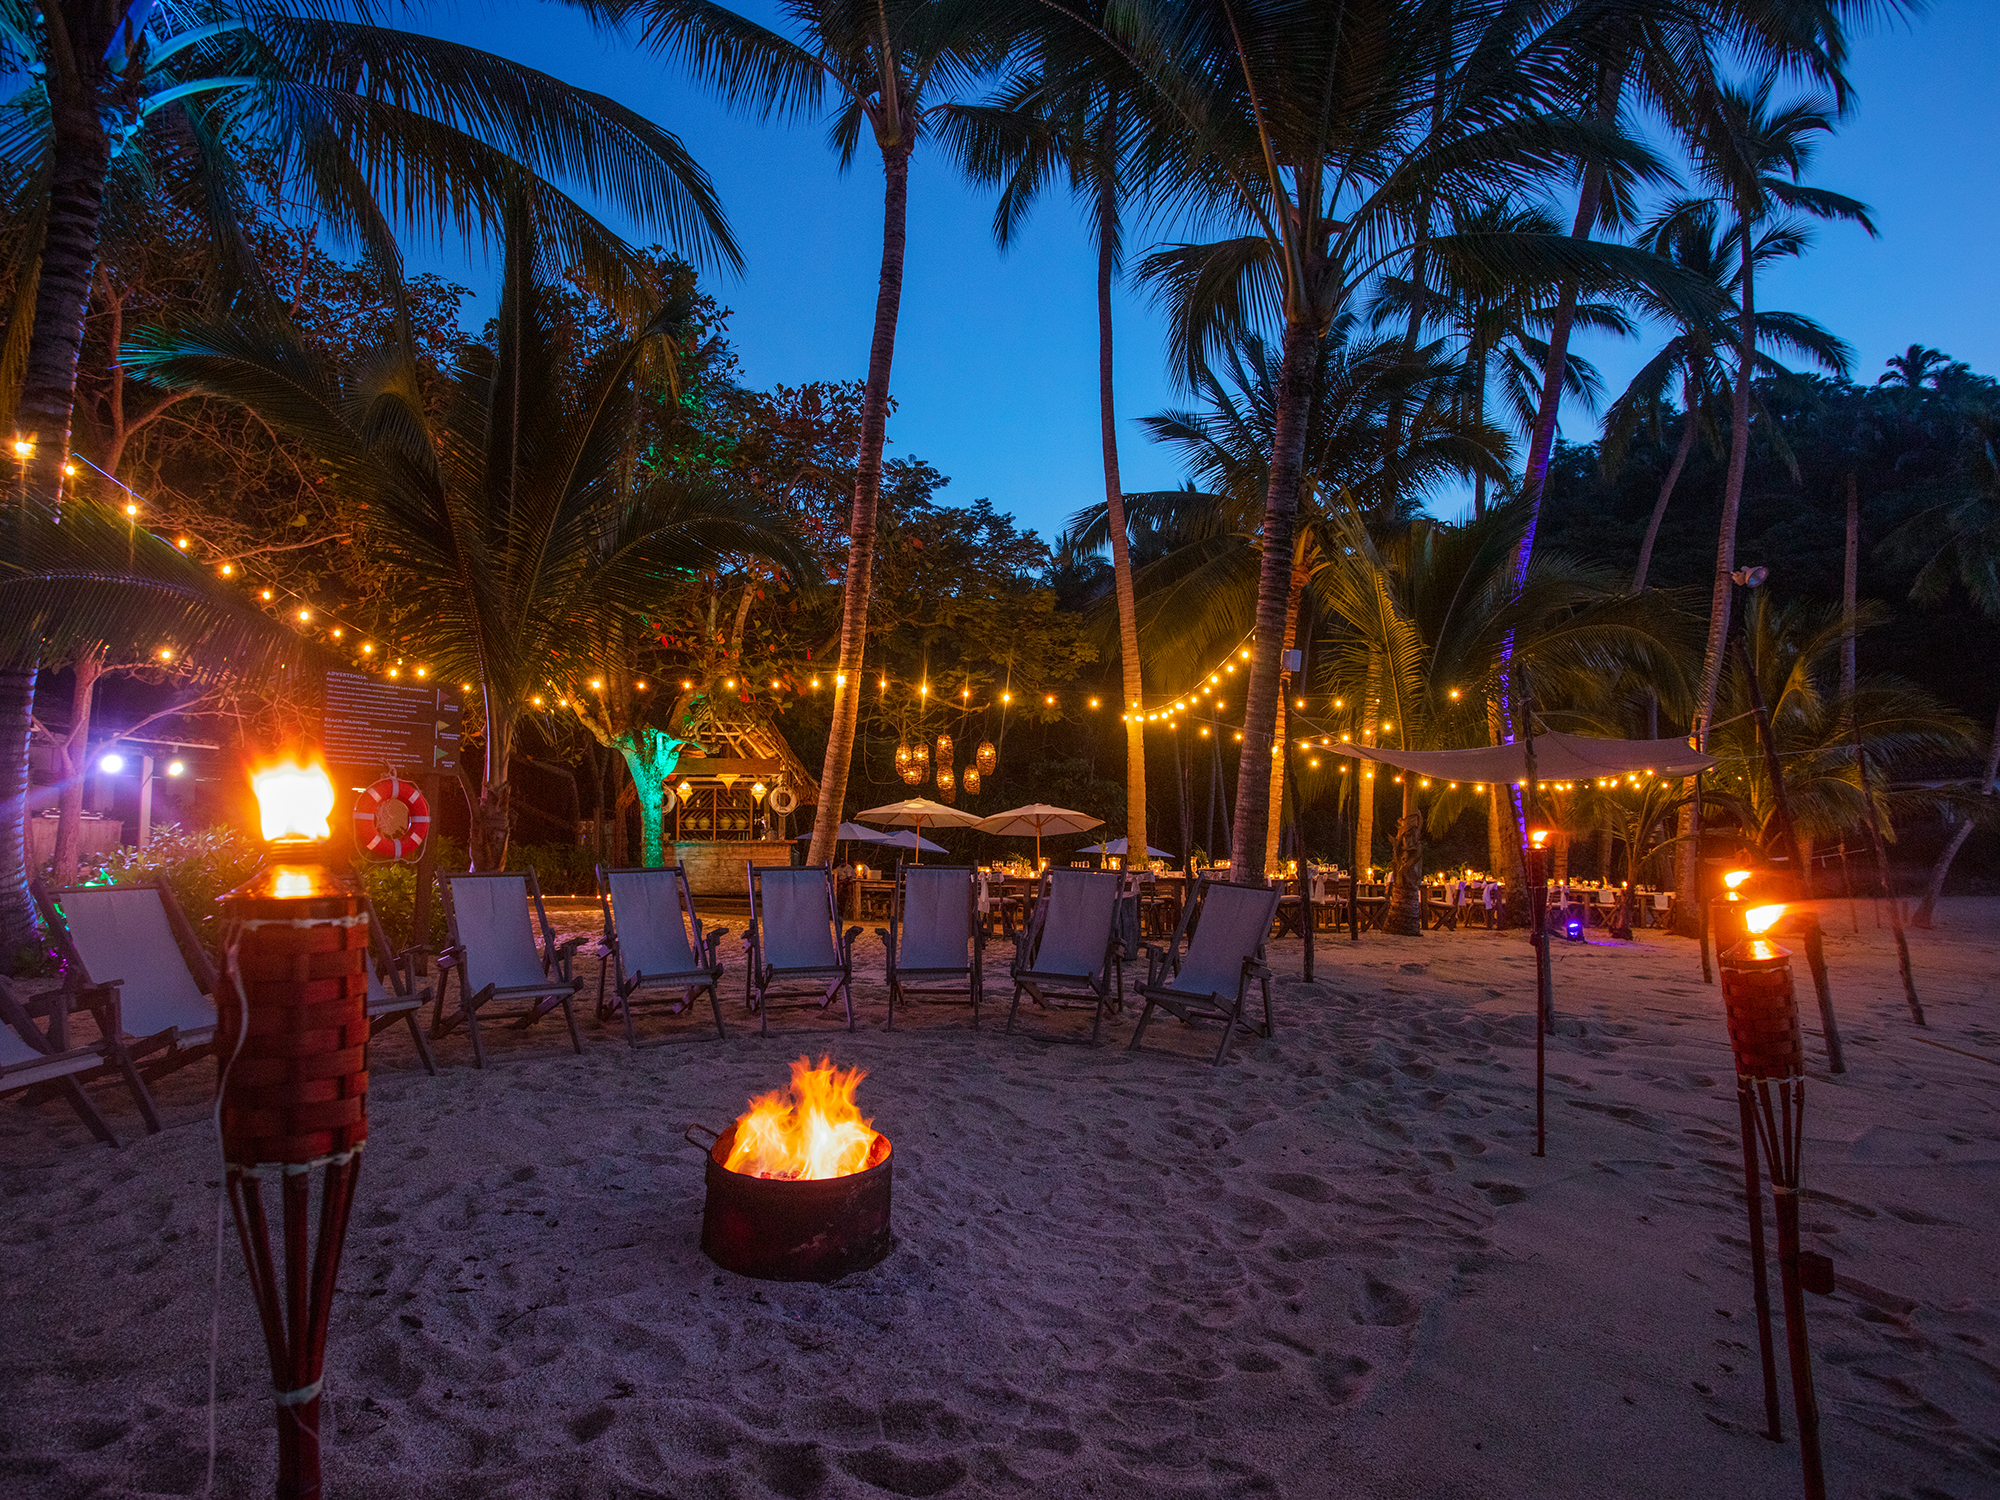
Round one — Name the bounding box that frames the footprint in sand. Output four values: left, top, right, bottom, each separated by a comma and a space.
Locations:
1473, 1180, 1528, 1205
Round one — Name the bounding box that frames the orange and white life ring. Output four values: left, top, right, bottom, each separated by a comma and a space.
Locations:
352, 775, 431, 862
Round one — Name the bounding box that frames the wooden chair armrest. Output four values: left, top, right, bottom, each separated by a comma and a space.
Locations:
436, 944, 466, 972
703, 928, 730, 964
842, 925, 864, 958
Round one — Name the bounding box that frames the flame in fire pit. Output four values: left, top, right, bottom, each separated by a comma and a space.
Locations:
725, 1056, 882, 1181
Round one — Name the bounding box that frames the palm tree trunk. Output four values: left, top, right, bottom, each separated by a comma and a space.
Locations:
1632, 408, 1697, 594
1095, 166, 1147, 866
1382, 779, 1424, 935
809, 141, 911, 867
1841, 471, 1859, 701
1356, 651, 1383, 874
51, 650, 104, 884
1678, 215, 1759, 919
474, 697, 514, 872
1263, 544, 1310, 871
1912, 699, 2000, 928
1228, 317, 1318, 881
19, 62, 113, 510
0, 665, 40, 956
1514, 62, 1622, 564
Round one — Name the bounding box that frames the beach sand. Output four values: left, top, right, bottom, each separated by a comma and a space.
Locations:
3, 897, 1995, 1499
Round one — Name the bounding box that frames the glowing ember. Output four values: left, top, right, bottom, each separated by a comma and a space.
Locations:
725, 1056, 882, 1181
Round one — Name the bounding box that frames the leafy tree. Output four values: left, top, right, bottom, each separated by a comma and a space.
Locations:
1108, 0, 1688, 880
128, 211, 800, 869
1, 0, 737, 522
607, 0, 1030, 865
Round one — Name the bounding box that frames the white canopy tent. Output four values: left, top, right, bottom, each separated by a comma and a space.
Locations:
1322, 732, 1715, 783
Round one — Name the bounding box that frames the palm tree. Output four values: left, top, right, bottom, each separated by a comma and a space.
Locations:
1072, 320, 1504, 874
1313, 500, 1692, 934
947, 45, 1156, 871
1, 0, 737, 514
1877, 344, 1958, 390
1109, 0, 1697, 881
0, 496, 302, 953
1509, 0, 1903, 553
1883, 409, 2000, 925
1604, 199, 1850, 597
128, 210, 799, 869
607, 0, 1026, 865
1374, 196, 1628, 522
1674, 76, 1873, 918
1701, 594, 1976, 867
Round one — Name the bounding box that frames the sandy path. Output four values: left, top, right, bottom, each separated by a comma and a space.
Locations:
2, 899, 1995, 1499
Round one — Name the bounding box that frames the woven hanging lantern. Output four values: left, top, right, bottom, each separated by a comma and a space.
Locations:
911, 741, 929, 773
899, 761, 924, 786
219, 760, 370, 1499
935, 732, 953, 767
962, 766, 980, 796
936, 762, 955, 794
975, 740, 997, 775
895, 741, 911, 770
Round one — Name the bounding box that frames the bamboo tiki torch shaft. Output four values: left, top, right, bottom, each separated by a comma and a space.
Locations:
1757, 1080, 1828, 1500
1737, 1083, 1783, 1442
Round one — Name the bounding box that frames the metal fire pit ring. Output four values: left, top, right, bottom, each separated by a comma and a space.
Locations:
686, 1123, 894, 1283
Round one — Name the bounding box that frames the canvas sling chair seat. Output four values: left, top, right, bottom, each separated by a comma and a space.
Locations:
435, 870, 584, 1067
1006, 870, 1123, 1045
597, 866, 729, 1045
0, 976, 148, 1146
33, 879, 222, 1131
875, 865, 982, 1028
1129, 878, 1281, 1067
361, 901, 436, 1075
744, 866, 862, 1036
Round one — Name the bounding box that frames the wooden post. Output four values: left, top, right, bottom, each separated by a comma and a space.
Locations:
412, 774, 439, 975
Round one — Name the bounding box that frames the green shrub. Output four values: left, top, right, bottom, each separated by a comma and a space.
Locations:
91, 824, 265, 961
506, 841, 599, 897
361, 835, 462, 953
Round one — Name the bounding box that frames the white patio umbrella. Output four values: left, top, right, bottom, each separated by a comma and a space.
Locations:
974, 804, 1103, 867
855, 797, 983, 863
1076, 837, 1175, 859
872, 830, 948, 854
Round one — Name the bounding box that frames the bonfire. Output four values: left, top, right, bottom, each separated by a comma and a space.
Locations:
723, 1056, 883, 1181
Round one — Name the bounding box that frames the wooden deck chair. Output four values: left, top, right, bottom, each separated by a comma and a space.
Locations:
597, 865, 728, 1045
1005, 870, 1123, 1045
1129, 877, 1281, 1067
744, 866, 862, 1036
33, 879, 218, 1127
362, 901, 436, 1075
876, 865, 981, 1028
0, 976, 138, 1146
434, 870, 584, 1067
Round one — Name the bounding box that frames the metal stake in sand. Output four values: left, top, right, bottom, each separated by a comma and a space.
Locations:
1718, 904, 1829, 1500
220, 761, 370, 1500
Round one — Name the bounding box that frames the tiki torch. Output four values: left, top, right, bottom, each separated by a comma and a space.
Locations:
219, 761, 370, 1499
1718, 902, 1828, 1500
1526, 826, 1551, 1158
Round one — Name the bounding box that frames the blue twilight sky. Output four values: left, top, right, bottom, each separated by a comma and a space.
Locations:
408, 0, 1999, 543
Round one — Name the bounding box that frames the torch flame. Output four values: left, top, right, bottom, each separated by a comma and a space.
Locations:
1744, 903, 1787, 935
724, 1056, 882, 1181
1722, 869, 1752, 891
251, 761, 335, 842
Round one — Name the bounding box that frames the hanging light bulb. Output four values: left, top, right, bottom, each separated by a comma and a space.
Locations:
975, 740, 997, 775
